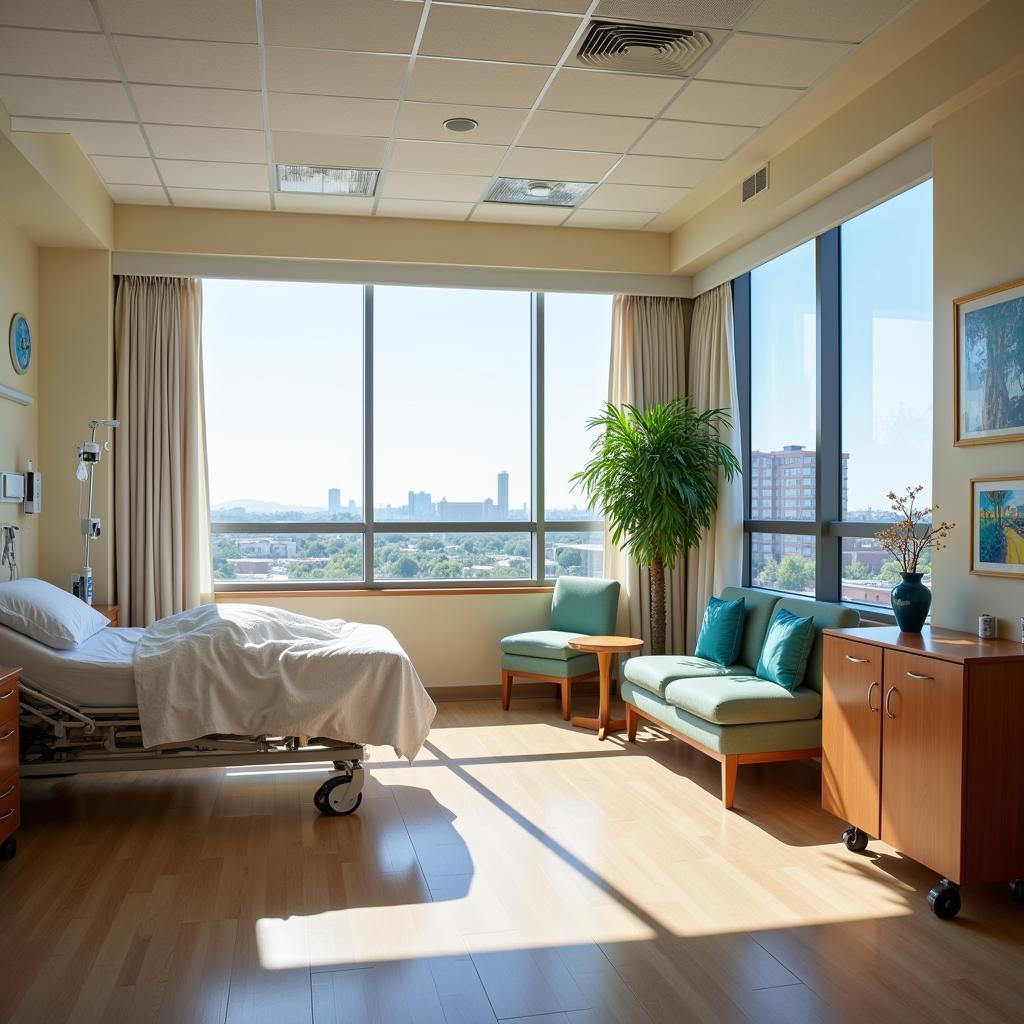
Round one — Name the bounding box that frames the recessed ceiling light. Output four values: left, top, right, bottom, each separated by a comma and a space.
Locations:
442, 117, 478, 133
527, 182, 553, 198
485, 177, 595, 208
275, 164, 379, 196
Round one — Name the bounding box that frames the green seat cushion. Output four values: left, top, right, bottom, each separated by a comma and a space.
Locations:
549, 576, 620, 636
624, 655, 751, 699
775, 597, 860, 692
756, 608, 816, 690
694, 595, 745, 666
662, 674, 822, 726
719, 586, 781, 672
501, 629, 589, 661
501, 652, 598, 679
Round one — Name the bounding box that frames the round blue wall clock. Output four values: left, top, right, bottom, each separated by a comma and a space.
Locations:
9, 313, 30, 375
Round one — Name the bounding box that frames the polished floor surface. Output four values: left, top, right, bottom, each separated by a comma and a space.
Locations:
1, 696, 1022, 1023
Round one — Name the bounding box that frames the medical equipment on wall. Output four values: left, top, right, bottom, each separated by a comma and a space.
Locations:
73, 418, 119, 605
0, 460, 41, 512
1, 524, 18, 579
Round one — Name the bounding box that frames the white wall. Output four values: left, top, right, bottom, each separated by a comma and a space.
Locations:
931, 70, 1024, 637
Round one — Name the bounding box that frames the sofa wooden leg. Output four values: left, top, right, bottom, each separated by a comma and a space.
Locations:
721, 756, 738, 809
560, 681, 571, 720
626, 704, 638, 742
501, 671, 512, 711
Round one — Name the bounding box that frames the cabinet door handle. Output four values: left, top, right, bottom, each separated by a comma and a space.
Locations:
846, 655, 870, 663
906, 671, 933, 681
867, 681, 879, 711
0, 689, 13, 701
0, 730, 13, 742
884, 686, 897, 719
0, 808, 13, 821
0, 784, 13, 800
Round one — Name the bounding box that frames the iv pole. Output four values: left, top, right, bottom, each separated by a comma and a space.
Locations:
73, 418, 119, 604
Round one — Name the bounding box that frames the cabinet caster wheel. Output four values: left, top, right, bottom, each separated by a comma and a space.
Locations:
314, 774, 363, 816
0, 836, 15, 860
843, 826, 869, 853
1010, 879, 1024, 905
928, 881, 961, 920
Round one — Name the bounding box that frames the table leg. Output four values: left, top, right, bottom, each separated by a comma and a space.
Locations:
571, 650, 627, 740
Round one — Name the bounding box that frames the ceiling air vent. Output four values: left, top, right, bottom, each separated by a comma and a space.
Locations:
741, 164, 769, 205
572, 21, 712, 77
275, 164, 379, 196
484, 178, 595, 208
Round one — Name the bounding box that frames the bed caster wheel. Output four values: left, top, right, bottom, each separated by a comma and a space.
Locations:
0, 836, 15, 860
843, 826, 869, 853
314, 775, 362, 816
928, 880, 961, 920
1010, 879, 1024, 904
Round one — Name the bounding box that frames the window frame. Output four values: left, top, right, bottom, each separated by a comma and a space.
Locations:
734, 187, 932, 614
210, 288, 605, 592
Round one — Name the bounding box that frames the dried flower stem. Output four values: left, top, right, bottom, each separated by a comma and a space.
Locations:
874, 485, 955, 574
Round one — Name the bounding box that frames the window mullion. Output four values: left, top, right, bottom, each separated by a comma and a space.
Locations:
816, 228, 841, 602
733, 273, 752, 588
364, 284, 375, 587
532, 292, 545, 585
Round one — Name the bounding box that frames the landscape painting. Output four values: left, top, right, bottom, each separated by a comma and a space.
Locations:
971, 477, 1024, 577
956, 278, 1024, 445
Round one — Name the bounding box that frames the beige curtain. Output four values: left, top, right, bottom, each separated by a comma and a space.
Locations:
115, 276, 213, 627
686, 282, 744, 652
605, 295, 689, 654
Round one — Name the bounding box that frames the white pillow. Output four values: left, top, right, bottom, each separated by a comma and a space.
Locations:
0, 578, 110, 650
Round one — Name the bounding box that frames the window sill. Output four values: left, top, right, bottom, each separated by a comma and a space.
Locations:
215, 585, 555, 599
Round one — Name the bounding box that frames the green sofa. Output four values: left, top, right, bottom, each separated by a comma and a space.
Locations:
622, 586, 859, 808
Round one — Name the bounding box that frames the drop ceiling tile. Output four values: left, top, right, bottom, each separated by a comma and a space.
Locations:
566, 209, 661, 229
390, 139, 506, 176
168, 188, 271, 210
445, 0, 590, 11
594, 0, 751, 30
11, 118, 148, 156
0, 28, 118, 80
268, 93, 397, 136
608, 154, 720, 187
272, 132, 387, 167
0, 77, 133, 120
583, 182, 689, 212
102, 0, 256, 41
407, 58, 548, 109
519, 110, 648, 152
267, 49, 408, 99
106, 184, 168, 205
502, 147, 618, 181
116, 37, 260, 91
420, 6, 579, 65
697, 34, 854, 88
472, 204, 568, 226
0, 0, 98, 31
377, 199, 475, 220
742, 0, 910, 42
396, 102, 527, 146
274, 194, 375, 215
146, 125, 266, 163
664, 80, 802, 126
132, 85, 263, 130
634, 120, 756, 159
262, 0, 422, 52
157, 160, 268, 191
91, 155, 160, 186
380, 171, 491, 202
542, 70, 681, 118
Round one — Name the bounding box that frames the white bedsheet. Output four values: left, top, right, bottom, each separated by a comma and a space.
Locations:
0, 622, 142, 707
134, 604, 436, 759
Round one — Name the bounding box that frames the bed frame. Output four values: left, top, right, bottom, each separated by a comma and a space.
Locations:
18, 681, 366, 815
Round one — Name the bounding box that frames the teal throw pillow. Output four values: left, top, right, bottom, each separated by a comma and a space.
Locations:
694, 596, 745, 667
756, 608, 816, 690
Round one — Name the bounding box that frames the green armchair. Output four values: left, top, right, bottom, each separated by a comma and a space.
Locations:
500, 576, 621, 720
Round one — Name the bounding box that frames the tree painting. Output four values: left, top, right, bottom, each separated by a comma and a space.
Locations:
978, 487, 1024, 566
964, 293, 1024, 433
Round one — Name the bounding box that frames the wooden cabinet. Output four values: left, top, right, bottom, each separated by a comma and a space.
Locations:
0, 667, 19, 861
94, 604, 119, 627
823, 627, 1024, 919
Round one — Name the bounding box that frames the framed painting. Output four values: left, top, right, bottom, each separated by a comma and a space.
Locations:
955, 277, 1024, 445
971, 476, 1024, 577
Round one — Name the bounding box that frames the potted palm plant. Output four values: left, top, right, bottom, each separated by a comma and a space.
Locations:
572, 398, 740, 656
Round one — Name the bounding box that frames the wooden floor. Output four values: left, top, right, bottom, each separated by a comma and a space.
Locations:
1, 696, 1022, 1024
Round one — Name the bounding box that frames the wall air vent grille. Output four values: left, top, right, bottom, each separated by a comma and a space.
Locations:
572, 20, 712, 77
484, 178, 595, 208
741, 164, 769, 205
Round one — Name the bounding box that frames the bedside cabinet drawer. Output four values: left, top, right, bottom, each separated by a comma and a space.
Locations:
0, 715, 17, 782
0, 773, 18, 838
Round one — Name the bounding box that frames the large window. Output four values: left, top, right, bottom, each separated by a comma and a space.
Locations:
736, 180, 933, 608
203, 284, 611, 589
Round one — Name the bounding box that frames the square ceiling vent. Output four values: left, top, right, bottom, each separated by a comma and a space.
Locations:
275, 164, 379, 196
484, 178, 595, 207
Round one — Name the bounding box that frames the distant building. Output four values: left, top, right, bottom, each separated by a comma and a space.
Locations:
497, 471, 509, 518
327, 488, 341, 514
551, 541, 604, 577
408, 490, 433, 519
238, 537, 297, 559
438, 498, 495, 522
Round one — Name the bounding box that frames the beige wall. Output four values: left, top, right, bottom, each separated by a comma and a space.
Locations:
37, 249, 115, 603
0, 215, 39, 578
931, 71, 1024, 637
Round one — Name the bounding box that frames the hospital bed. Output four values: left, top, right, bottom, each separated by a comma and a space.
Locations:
2, 623, 366, 815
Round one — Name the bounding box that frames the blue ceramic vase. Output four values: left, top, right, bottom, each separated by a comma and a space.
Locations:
891, 571, 931, 632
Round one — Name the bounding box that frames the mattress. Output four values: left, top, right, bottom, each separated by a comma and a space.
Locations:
0, 622, 141, 707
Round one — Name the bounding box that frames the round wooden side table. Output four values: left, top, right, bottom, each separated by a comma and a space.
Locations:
568, 635, 643, 740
